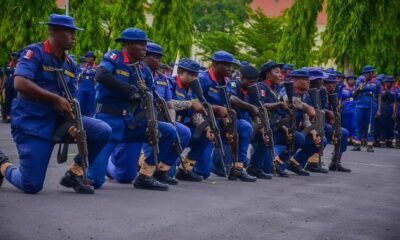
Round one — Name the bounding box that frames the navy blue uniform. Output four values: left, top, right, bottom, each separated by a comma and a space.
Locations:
3, 40, 111, 193
77, 62, 96, 116
339, 85, 356, 139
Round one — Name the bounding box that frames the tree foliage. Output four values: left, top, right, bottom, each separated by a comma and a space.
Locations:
277, 0, 323, 67
237, 9, 284, 67
151, 0, 194, 64
0, 0, 58, 66
195, 31, 240, 61
192, 0, 252, 33
320, 0, 400, 74
70, 0, 105, 58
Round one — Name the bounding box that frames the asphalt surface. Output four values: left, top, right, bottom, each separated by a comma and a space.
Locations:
0, 122, 399, 240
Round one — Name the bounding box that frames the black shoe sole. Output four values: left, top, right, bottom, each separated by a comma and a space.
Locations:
133, 182, 169, 191
228, 175, 257, 182
59, 176, 95, 194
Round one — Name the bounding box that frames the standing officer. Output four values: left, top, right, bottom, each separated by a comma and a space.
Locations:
339, 74, 357, 143
377, 76, 396, 147
0, 14, 111, 194
195, 51, 255, 181
0, 67, 5, 121
3, 52, 19, 122
88, 28, 178, 191
352, 65, 381, 152
77, 51, 97, 116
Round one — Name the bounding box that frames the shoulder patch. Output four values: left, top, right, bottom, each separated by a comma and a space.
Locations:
23, 50, 34, 60
108, 52, 118, 61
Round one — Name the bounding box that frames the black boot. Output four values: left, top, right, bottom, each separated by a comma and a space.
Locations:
273, 161, 290, 178
228, 167, 257, 182
367, 145, 374, 152
0, 152, 11, 187
153, 170, 179, 185
386, 140, 393, 148
305, 163, 329, 173
329, 152, 351, 172
59, 170, 95, 194
175, 168, 203, 182
287, 161, 310, 176
246, 165, 272, 179
351, 144, 361, 151
133, 174, 169, 191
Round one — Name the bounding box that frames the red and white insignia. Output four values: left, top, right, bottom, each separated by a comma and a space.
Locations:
109, 53, 118, 61
23, 50, 34, 60
261, 90, 266, 97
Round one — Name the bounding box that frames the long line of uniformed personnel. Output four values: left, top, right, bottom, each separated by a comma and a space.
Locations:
0, 14, 399, 194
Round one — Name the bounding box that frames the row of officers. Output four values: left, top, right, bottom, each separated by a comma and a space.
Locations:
0, 14, 399, 194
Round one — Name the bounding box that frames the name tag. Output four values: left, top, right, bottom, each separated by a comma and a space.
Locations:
116, 69, 129, 77
156, 81, 167, 86
64, 70, 75, 78
176, 91, 185, 97
349, 97, 353, 101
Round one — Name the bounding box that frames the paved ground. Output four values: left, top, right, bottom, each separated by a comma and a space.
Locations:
0, 122, 399, 240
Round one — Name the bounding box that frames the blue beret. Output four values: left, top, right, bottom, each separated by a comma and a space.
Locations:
9, 52, 20, 58
288, 69, 310, 78
146, 42, 163, 56
41, 14, 83, 31
259, 61, 283, 79
283, 64, 294, 71
85, 51, 96, 58
308, 68, 329, 81
116, 28, 148, 42
240, 65, 259, 79
361, 65, 375, 74
345, 74, 356, 79
178, 58, 201, 73
211, 51, 238, 64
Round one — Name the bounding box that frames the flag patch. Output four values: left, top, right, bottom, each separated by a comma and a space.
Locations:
23, 50, 34, 60
109, 53, 118, 61
261, 90, 266, 97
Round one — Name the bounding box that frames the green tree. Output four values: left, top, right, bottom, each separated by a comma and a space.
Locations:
237, 9, 285, 67
0, 0, 58, 66
320, 0, 400, 74
277, 0, 323, 67
109, 0, 148, 50
192, 0, 252, 33
69, 0, 106, 59
151, 0, 194, 64
195, 31, 240, 61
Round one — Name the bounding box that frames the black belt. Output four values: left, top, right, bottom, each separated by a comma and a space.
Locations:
97, 104, 128, 116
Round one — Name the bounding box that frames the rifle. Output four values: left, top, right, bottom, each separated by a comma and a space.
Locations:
153, 90, 185, 170
328, 93, 342, 166
129, 63, 160, 166
283, 81, 296, 157
189, 79, 228, 176
247, 84, 275, 156
218, 84, 239, 166
304, 88, 325, 165
54, 68, 90, 183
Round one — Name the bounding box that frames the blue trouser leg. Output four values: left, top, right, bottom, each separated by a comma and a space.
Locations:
211, 143, 232, 177
4, 85, 16, 116
73, 117, 112, 166
342, 112, 354, 138
87, 91, 96, 117
237, 119, 253, 163
354, 107, 376, 143
165, 122, 191, 177
187, 126, 213, 179
294, 134, 327, 168
5, 133, 55, 194
107, 143, 142, 183
89, 120, 176, 188
325, 123, 349, 153
78, 90, 89, 117
274, 130, 305, 169
250, 142, 273, 173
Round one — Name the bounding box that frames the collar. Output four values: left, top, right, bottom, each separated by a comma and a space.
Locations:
43, 40, 69, 61
264, 79, 274, 88
240, 88, 248, 96
85, 62, 96, 68
209, 68, 217, 82
176, 75, 184, 89
122, 50, 130, 64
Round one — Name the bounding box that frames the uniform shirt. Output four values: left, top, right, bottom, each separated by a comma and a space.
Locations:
279, 88, 312, 130
198, 68, 232, 106
12, 40, 78, 140
380, 86, 396, 114
354, 79, 381, 109
78, 62, 96, 91
257, 80, 288, 123
339, 85, 356, 114
142, 63, 171, 101
96, 49, 153, 111
168, 75, 196, 125
227, 79, 251, 122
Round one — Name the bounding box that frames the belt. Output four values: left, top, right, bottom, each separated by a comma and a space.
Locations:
97, 104, 128, 116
